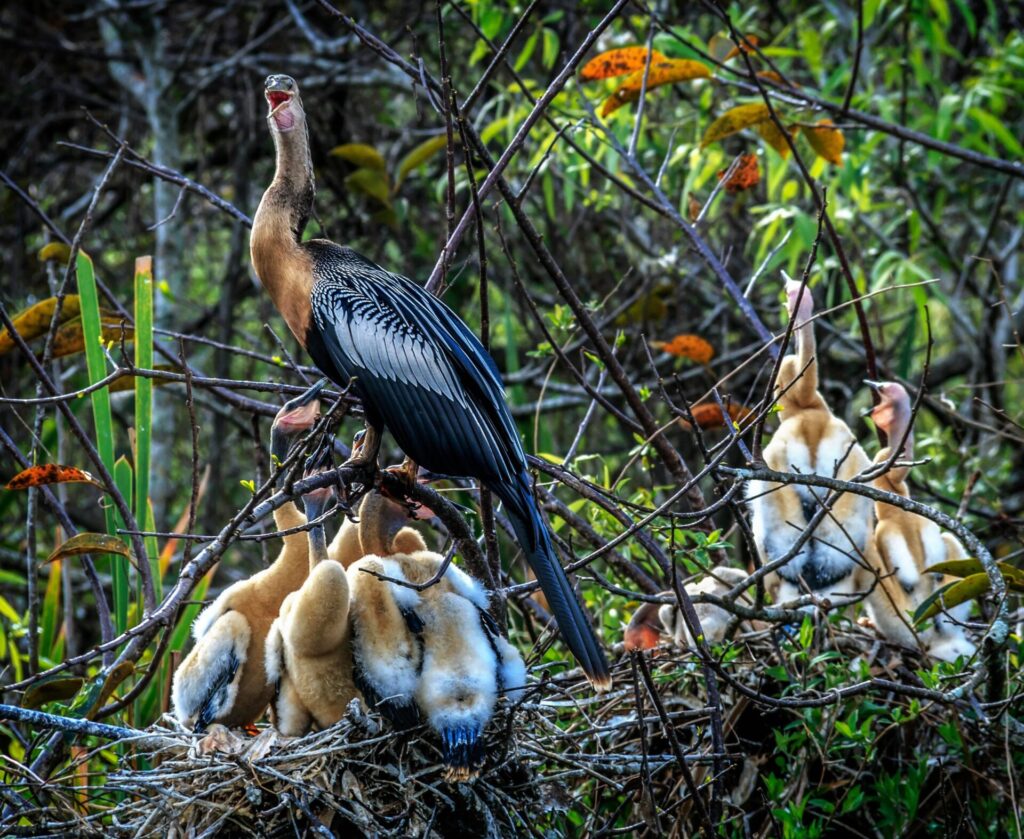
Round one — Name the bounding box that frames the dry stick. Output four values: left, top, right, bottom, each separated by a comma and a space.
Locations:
435, 0, 457, 291
710, 5, 879, 383
418, 0, 631, 293
633, 653, 716, 836
839, 0, 864, 116
581, 95, 777, 356
0, 303, 156, 614
453, 85, 503, 598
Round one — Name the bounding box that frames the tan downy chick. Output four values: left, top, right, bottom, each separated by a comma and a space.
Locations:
864, 382, 976, 662
624, 567, 753, 652
265, 460, 360, 736
172, 381, 325, 731
347, 492, 527, 780
747, 280, 874, 606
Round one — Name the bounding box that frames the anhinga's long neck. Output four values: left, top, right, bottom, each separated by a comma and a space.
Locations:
251, 114, 316, 346
262, 120, 314, 241
791, 312, 819, 403
304, 490, 331, 571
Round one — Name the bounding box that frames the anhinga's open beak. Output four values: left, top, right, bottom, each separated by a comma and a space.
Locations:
864, 379, 884, 394
265, 75, 298, 130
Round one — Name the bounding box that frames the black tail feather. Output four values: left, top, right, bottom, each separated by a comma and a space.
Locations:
490, 473, 612, 690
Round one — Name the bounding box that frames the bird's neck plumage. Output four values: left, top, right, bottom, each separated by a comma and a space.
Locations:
251, 118, 315, 346
308, 524, 329, 571
778, 317, 826, 413
264, 502, 311, 589
792, 316, 820, 403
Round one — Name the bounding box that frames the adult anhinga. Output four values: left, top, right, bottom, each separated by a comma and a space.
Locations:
250, 74, 610, 689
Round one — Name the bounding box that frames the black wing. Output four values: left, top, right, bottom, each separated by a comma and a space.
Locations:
194, 649, 241, 733
304, 241, 524, 483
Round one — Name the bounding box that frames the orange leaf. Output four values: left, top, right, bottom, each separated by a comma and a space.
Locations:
680, 402, 753, 431
717, 153, 761, 192
688, 193, 702, 222
701, 104, 771, 148
580, 47, 667, 81
6, 464, 102, 491
724, 34, 759, 61
757, 120, 798, 157
650, 334, 715, 364
600, 58, 710, 117
757, 70, 799, 89
805, 119, 845, 164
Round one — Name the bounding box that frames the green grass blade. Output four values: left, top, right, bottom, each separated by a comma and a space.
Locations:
39, 559, 61, 661
76, 252, 117, 530
113, 457, 133, 633
133, 256, 158, 601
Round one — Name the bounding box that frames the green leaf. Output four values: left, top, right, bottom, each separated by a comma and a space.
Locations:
968, 107, 1024, 158
329, 143, 386, 170
914, 574, 989, 623
22, 675, 84, 710
345, 167, 391, 206
133, 257, 157, 602
113, 457, 134, 633
395, 134, 455, 190
40, 558, 61, 660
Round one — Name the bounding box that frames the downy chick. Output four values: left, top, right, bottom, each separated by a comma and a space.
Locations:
747, 280, 874, 606
864, 381, 976, 661
265, 460, 360, 735
172, 381, 326, 730
346, 492, 527, 780
625, 567, 752, 651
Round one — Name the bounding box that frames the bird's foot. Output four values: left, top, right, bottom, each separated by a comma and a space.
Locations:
340, 427, 381, 473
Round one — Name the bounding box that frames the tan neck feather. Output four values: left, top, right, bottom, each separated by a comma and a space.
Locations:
264, 501, 310, 587
251, 121, 315, 347
358, 493, 411, 556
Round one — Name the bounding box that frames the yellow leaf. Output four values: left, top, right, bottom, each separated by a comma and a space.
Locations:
757, 120, 798, 158
600, 59, 710, 117
45, 532, 131, 565
50, 316, 133, 359
395, 134, 457, 189
37, 242, 72, 264
804, 119, 845, 164
345, 167, 391, 206
701, 103, 771, 148
0, 296, 83, 354
580, 47, 667, 81
329, 143, 386, 170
